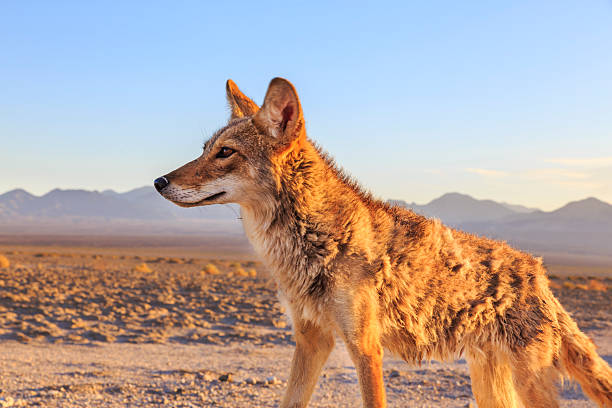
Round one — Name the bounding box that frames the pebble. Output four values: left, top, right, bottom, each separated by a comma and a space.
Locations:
218, 373, 232, 382
389, 369, 401, 378
266, 376, 281, 385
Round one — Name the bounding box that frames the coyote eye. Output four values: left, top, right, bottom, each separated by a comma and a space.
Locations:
216, 147, 235, 159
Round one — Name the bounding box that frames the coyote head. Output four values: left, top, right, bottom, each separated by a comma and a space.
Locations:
154, 78, 306, 209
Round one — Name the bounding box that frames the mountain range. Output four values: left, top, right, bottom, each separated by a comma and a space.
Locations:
388, 192, 538, 225
390, 193, 612, 257
0, 187, 238, 220
1, 187, 611, 258
0, 186, 243, 237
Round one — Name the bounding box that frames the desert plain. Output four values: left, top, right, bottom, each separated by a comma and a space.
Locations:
0, 235, 610, 407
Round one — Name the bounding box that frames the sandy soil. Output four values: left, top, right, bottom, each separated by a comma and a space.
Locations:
0, 247, 611, 407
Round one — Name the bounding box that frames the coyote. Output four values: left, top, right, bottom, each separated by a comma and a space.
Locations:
155, 78, 612, 407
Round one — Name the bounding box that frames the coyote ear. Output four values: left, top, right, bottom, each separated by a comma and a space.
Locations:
254, 77, 305, 143
226, 79, 259, 120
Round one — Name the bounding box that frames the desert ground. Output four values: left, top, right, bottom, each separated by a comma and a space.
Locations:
0, 237, 611, 407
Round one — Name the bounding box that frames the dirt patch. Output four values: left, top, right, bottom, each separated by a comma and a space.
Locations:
0, 251, 289, 346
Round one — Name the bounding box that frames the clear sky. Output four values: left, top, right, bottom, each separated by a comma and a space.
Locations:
1, 1, 611, 210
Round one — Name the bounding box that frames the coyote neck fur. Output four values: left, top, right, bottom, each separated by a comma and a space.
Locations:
240, 139, 387, 307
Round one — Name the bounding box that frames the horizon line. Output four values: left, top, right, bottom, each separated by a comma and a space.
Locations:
2, 186, 611, 212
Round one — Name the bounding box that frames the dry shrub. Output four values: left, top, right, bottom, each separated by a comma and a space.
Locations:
248, 268, 257, 278
235, 267, 249, 277
548, 280, 561, 290
167, 258, 184, 264
229, 262, 242, 268
563, 281, 587, 290
132, 263, 152, 273
34, 252, 59, 258
203, 263, 220, 275
563, 281, 576, 290
587, 279, 608, 292
0, 255, 10, 268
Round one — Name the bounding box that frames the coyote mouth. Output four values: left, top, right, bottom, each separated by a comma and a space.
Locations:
199, 191, 226, 202
171, 191, 226, 207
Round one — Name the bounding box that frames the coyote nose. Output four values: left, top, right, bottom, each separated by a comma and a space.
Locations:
154, 177, 169, 192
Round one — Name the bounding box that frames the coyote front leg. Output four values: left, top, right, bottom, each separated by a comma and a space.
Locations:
337, 292, 387, 408
346, 337, 386, 408
281, 319, 335, 408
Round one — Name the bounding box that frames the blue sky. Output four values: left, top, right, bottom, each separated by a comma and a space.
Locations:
1, 1, 611, 210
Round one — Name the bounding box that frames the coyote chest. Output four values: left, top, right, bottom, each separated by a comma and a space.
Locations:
240, 204, 336, 324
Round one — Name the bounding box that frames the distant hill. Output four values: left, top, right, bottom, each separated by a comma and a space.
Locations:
0, 189, 37, 214
549, 197, 612, 221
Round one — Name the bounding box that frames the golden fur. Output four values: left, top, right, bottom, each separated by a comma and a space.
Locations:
157, 78, 612, 407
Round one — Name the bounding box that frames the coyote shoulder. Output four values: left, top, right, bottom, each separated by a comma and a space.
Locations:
156, 78, 612, 408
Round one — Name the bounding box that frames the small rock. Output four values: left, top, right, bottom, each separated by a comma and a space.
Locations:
389, 369, 401, 378
266, 376, 280, 385
218, 373, 232, 382
245, 377, 257, 385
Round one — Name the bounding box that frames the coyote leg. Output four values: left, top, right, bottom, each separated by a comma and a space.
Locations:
510, 342, 560, 408
345, 337, 386, 408
466, 347, 519, 408
280, 319, 335, 408
336, 293, 387, 408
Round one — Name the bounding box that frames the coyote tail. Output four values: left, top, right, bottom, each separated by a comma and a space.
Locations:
557, 303, 612, 407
